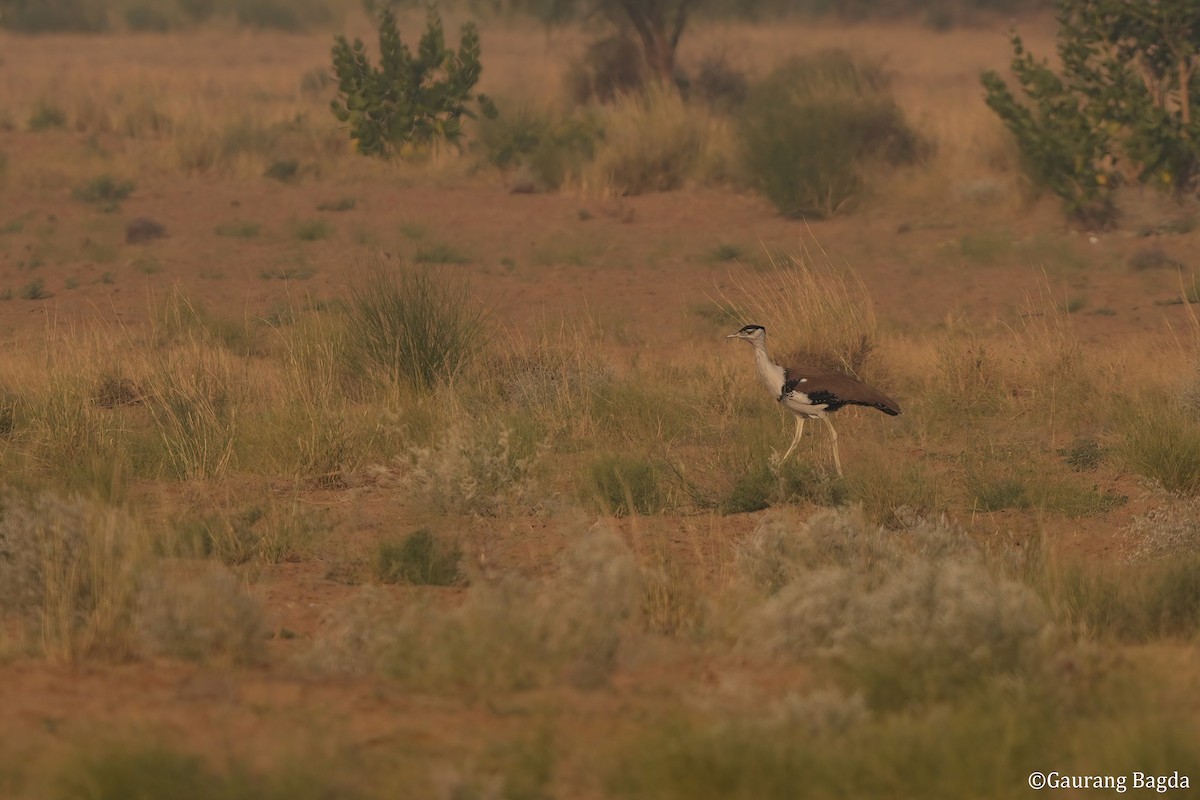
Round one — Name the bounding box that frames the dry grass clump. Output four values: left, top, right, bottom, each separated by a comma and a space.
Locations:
0, 490, 148, 661
741, 508, 1051, 708
714, 250, 878, 377
1124, 497, 1200, 562
1042, 555, 1200, 641
376, 423, 547, 516
1119, 399, 1200, 495
310, 525, 640, 691
140, 340, 244, 481
489, 330, 613, 439
135, 560, 266, 665
585, 85, 735, 195
169, 498, 324, 567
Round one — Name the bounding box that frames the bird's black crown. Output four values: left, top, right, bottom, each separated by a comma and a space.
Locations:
738, 324, 765, 333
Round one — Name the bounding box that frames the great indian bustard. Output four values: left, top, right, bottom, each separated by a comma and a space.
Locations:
727, 324, 900, 476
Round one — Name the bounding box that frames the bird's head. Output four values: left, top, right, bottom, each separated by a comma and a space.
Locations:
727, 324, 766, 344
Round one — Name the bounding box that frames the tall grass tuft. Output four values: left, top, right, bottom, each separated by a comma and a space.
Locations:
256, 311, 375, 483
715, 250, 878, 376
1042, 555, 1200, 641
140, 342, 241, 481
588, 453, 665, 515
154, 290, 260, 356
345, 257, 488, 392
1120, 399, 1200, 495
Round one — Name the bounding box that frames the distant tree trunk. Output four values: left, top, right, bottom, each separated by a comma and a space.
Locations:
610, 0, 699, 85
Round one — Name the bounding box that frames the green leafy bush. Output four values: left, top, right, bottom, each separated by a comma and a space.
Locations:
330, 8, 496, 158
982, 0, 1200, 228
738, 51, 924, 218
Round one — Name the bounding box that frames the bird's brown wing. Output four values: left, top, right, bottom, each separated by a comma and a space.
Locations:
783, 366, 901, 415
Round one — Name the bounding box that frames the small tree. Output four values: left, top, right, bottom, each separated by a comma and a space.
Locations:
982, 0, 1200, 228
330, 8, 496, 158
539, 0, 701, 85
607, 0, 700, 84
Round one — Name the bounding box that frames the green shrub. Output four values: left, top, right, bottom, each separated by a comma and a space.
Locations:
292, 218, 333, 241
413, 241, 471, 263
345, 259, 488, 391
0, 0, 107, 32
264, 158, 300, 182
566, 34, 645, 105
475, 104, 600, 189
28, 102, 67, 131
54, 742, 362, 800
589, 453, 664, 515
376, 528, 462, 585
317, 196, 356, 211
231, 0, 332, 31
124, 2, 175, 32
56, 746, 214, 800
330, 8, 495, 157
72, 175, 135, 212
738, 51, 924, 218
608, 676, 1200, 800
19, 279, 51, 300
214, 220, 261, 238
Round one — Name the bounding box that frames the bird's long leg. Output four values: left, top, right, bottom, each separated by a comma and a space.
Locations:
819, 415, 843, 477
779, 416, 805, 464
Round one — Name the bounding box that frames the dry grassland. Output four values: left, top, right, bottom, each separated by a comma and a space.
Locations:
0, 10, 1198, 799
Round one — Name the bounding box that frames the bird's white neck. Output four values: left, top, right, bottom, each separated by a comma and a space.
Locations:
750, 339, 786, 398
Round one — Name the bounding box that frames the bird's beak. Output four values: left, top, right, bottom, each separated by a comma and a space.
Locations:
726, 332, 741, 339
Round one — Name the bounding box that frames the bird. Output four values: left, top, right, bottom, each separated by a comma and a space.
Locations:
726, 324, 900, 476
